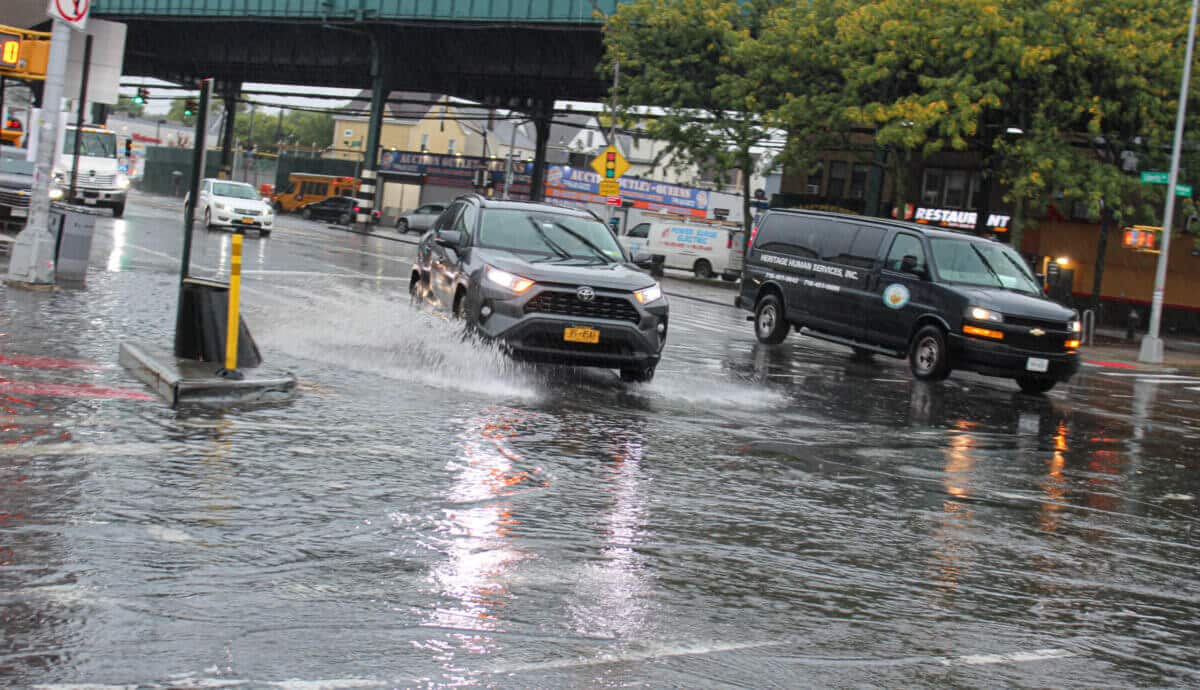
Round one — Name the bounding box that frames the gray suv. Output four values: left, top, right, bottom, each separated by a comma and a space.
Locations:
410, 195, 668, 382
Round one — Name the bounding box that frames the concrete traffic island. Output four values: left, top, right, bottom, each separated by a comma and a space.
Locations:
120, 341, 298, 408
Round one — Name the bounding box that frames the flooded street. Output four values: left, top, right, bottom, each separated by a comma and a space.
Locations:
2, 197, 1199, 688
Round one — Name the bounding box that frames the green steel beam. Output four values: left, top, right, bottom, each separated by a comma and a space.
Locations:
92, 0, 624, 22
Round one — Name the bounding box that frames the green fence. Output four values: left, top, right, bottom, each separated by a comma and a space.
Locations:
94, 0, 621, 21
140, 146, 223, 197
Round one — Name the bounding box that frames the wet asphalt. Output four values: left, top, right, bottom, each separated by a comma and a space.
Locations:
0, 195, 1198, 688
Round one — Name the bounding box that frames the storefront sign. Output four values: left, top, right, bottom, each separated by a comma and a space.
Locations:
913, 207, 1011, 230
545, 165, 708, 216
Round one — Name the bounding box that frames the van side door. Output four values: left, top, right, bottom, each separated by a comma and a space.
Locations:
866, 231, 933, 351
807, 220, 881, 341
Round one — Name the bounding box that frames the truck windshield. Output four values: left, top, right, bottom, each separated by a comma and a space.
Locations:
213, 182, 260, 199
930, 239, 1042, 295
64, 130, 117, 158
478, 209, 624, 262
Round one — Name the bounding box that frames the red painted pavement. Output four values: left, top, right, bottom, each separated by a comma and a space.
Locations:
0, 378, 154, 401
1084, 360, 1140, 370
0, 354, 108, 371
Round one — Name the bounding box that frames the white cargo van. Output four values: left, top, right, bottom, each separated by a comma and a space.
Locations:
620, 216, 744, 281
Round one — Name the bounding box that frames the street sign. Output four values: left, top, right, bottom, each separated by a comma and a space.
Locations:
598, 179, 620, 197
590, 145, 629, 181
48, 0, 90, 32
606, 196, 622, 207
1141, 171, 1170, 184
1178, 184, 1193, 198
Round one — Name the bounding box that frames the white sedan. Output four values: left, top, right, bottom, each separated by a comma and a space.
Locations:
197, 178, 275, 235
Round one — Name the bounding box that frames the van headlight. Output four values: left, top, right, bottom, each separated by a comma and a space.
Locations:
634, 283, 663, 305
485, 266, 535, 293
1069, 319, 1081, 333
966, 306, 1003, 323
115, 174, 130, 189
49, 187, 64, 201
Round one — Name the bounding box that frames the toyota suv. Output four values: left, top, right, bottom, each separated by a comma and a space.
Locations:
737, 209, 1080, 394
410, 195, 668, 382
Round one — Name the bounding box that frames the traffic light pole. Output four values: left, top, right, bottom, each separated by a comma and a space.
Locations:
66, 33, 92, 202
1139, 0, 1199, 364
179, 78, 212, 286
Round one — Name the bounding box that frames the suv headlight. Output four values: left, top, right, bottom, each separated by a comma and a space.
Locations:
485, 266, 535, 293
966, 306, 1003, 323
634, 283, 663, 305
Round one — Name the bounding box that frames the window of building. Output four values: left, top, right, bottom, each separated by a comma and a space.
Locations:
828, 161, 849, 198
420, 134, 429, 152
448, 139, 457, 155
848, 164, 870, 200
943, 170, 969, 208
806, 163, 823, 195
922, 167, 981, 209
586, 131, 594, 148
921, 169, 945, 206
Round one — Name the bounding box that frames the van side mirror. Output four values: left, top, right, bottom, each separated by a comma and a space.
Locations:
900, 255, 928, 279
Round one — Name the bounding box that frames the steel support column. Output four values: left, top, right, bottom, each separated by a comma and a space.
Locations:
218, 82, 241, 179
529, 103, 552, 202
356, 36, 385, 225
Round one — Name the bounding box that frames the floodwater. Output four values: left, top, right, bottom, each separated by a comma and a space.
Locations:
1, 201, 1198, 688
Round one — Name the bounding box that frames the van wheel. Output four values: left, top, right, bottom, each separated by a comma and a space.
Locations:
620, 366, 655, 383
910, 325, 951, 381
1017, 377, 1057, 395
754, 294, 789, 345
694, 259, 714, 279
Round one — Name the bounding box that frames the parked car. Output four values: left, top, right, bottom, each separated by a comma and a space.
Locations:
410, 195, 667, 382
618, 216, 744, 280
737, 209, 1081, 394
395, 203, 446, 234
300, 195, 380, 225
197, 178, 275, 235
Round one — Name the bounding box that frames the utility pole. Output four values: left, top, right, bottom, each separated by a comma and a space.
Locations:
609, 60, 620, 147
1139, 0, 1199, 364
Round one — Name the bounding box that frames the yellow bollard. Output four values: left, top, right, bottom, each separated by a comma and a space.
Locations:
224, 234, 243, 373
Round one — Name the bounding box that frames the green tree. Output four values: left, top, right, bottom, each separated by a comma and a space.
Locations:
114, 95, 145, 118
604, 0, 777, 244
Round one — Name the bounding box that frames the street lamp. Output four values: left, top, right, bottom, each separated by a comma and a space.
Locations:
1140, 0, 1199, 363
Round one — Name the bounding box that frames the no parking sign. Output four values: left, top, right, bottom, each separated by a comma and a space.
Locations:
48, 0, 90, 31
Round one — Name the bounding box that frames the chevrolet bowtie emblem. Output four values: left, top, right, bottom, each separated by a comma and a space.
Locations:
1029, 328, 1046, 336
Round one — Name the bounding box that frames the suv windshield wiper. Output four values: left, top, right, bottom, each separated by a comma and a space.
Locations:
544, 220, 616, 264
526, 218, 572, 260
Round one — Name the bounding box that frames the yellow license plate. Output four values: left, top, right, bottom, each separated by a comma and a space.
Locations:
563, 326, 600, 344
241, 217, 254, 224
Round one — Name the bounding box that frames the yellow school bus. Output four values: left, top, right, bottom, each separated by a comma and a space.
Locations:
273, 173, 360, 213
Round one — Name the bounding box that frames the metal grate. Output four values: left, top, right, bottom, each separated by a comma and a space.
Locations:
524, 290, 640, 324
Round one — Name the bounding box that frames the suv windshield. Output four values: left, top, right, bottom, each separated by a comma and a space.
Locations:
213, 182, 260, 200
63, 130, 116, 158
478, 209, 624, 262
930, 239, 1042, 295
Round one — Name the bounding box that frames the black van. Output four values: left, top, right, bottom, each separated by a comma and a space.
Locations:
736, 209, 1081, 394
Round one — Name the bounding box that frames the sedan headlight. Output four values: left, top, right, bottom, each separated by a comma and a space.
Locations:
213, 202, 226, 211
485, 266, 535, 293
634, 283, 663, 305
966, 306, 1003, 323
115, 174, 130, 189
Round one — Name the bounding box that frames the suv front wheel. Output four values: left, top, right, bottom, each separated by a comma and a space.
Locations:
754, 294, 789, 344
910, 325, 951, 381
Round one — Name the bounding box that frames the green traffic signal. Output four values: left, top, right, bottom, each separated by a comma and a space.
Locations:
131, 95, 144, 105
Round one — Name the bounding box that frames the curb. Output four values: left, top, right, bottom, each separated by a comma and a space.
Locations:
119, 340, 298, 407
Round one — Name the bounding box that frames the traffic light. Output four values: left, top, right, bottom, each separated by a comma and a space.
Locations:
124, 139, 132, 157
183, 98, 198, 118
605, 150, 617, 179
132, 87, 149, 105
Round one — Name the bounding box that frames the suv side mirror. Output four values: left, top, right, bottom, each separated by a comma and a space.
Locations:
435, 230, 464, 249
631, 250, 655, 269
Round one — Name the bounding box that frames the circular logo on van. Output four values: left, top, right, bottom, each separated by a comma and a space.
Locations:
883, 283, 911, 310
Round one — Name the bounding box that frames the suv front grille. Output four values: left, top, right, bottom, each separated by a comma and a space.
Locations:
1007, 331, 1071, 353
524, 290, 641, 324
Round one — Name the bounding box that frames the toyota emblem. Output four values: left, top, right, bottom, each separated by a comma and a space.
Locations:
576, 286, 595, 302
